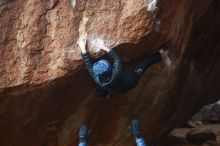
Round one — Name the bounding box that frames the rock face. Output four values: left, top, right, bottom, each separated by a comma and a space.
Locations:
170, 124, 220, 146
0, 0, 157, 87
191, 100, 220, 124
0, 0, 220, 146
169, 103, 220, 146
186, 128, 216, 144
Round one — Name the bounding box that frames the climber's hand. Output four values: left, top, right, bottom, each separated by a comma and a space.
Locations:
159, 49, 168, 55
160, 41, 171, 50
99, 41, 110, 52
101, 46, 110, 52
77, 35, 87, 54
79, 125, 91, 142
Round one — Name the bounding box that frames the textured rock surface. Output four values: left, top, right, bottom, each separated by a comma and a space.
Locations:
169, 124, 220, 146
0, 0, 157, 87
0, 0, 220, 146
170, 128, 191, 144
186, 128, 216, 144
169, 102, 220, 146
190, 100, 220, 124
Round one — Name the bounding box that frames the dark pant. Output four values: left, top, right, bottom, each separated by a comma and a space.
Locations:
96, 52, 162, 97
132, 52, 161, 82
96, 86, 109, 97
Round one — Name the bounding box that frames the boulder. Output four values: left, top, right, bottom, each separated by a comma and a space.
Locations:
170, 128, 191, 144
192, 100, 220, 124
0, 0, 220, 146
186, 128, 217, 145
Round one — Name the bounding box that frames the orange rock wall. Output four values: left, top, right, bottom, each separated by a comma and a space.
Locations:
0, 0, 220, 146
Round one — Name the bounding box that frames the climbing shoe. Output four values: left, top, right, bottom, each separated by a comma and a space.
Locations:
129, 119, 142, 138
79, 125, 91, 142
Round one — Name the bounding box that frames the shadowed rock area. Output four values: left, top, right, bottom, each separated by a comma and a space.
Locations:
0, 0, 220, 146
169, 100, 220, 146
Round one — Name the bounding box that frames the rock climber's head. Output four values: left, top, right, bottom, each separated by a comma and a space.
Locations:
93, 59, 112, 80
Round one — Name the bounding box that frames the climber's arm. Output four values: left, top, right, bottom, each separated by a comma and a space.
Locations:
78, 37, 104, 86
100, 44, 123, 81
108, 49, 123, 77
78, 36, 95, 78
99, 44, 123, 74
82, 53, 105, 86
82, 53, 95, 77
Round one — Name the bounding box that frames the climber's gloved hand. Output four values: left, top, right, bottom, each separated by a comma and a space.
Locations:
128, 119, 142, 139
99, 42, 111, 52
160, 41, 171, 50
79, 125, 91, 142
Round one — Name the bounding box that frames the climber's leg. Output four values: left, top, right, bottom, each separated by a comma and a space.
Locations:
129, 119, 147, 146
133, 52, 162, 81
116, 52, 163, 92
96, 86, 108, 98
133, 41, 171, 81
78, 125, 91, 146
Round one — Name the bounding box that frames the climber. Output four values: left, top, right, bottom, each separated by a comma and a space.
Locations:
78, 119, 147, 146
77, 36, 171, 98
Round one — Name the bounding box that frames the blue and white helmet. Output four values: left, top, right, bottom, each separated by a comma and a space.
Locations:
93, 59, 112, 77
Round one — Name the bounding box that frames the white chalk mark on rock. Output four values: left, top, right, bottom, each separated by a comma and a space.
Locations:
70, 0, 76, 8
89, 38, 106, 53
155, 19, 161, 32
161, 50, 175, 70
164, 55, 173, 68
147, 0, 157, 12
217, 99, 220, 104
79, 15, 88, 38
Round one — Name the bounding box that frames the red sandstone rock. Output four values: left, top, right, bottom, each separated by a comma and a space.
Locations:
0, 0, 158, 87
0, 0, 220, 146
169, 121, 220, 146
203, 141, 220, 146
186, 128, 217, 144
170, 128, 191, 144
191, 100, 220, 124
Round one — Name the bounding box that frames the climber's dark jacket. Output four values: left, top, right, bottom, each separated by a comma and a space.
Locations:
82, 49, 125, 94
82, 49, 161, 97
